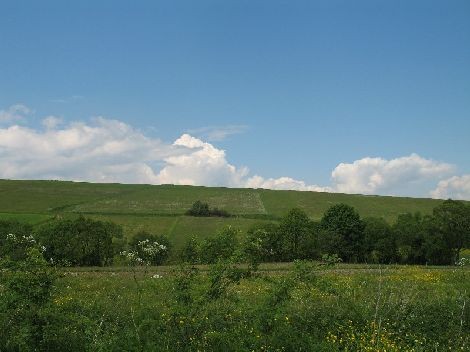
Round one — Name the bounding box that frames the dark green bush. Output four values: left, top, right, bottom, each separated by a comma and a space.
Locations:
36, 216, 123, 266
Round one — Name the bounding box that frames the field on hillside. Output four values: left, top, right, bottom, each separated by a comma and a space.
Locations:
8, 263, 467, 351
0, 179, 447, 249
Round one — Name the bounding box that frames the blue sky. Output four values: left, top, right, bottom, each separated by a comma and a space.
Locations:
1, 1, 469, 199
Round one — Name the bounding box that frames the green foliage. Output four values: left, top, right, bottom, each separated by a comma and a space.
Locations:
0, 238, 58, 350
243, 223, 283, 263
186, 200, 231, 217
172, 265, 199, 306
433, 199, 470, 262
321, 253, 343, 266
36, 216, 123, 266
180, 236, 201, 264
0, 220, 34, 260
317, 227, 346, 259
186, 200, 211, 217
199, 226, 239, 264
321, 203, 365, 262
363, 217, 397, 263
209, 207, 231, 218
278, 208, 315, 260
205, 260, 246, 300
393, 212, 427, 264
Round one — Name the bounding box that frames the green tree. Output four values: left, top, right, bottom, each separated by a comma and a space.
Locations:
199, 226, 239, 264
422, 218, 454, 265
320, 204, 365, 262
393, 212, 427, 264
278, 208, 313, 260
0, 236, 57, 350
0, 220, 33, 261
298, 221, 322, 260
180, 236, 201, 264
363, 217, 397, 263
186, 201, 210, 217
432, 199, 470, 263
243, 223, 283, 263
317, 227, 346, 258
36, 216, 123, 266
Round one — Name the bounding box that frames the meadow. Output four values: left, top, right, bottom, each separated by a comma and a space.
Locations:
6, 261, 468, 351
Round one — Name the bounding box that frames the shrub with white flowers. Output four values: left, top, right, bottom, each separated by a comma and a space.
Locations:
456, 257, 469, 267
128, 231, 171, 266
120, 249, 146, 266
1, 233, 44, 262
121, 239, 168, 266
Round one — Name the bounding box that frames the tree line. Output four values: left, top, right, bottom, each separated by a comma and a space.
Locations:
0, 217, 170, 267
0, 199, 469, 266
181, 200, 469, 266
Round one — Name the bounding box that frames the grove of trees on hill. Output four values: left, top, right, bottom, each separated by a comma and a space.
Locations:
185, 201, 230, 217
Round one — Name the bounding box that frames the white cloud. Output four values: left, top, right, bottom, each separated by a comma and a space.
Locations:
155, 133, 249, 186
42, 116, 63, 129
430, 175, 470, 200
0, 117, 180, 182
0, 115, 326, 191
1, 106, 467, 199
245, 175, 331, 192
330, 154, 454, 195
0, 104, 31, 123
186, 125, 248, 141
154, 134, 329, 191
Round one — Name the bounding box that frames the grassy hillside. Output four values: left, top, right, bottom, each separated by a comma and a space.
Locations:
0, 179, 446, 248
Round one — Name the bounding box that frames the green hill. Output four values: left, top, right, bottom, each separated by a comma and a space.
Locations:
0, 179, 446, 248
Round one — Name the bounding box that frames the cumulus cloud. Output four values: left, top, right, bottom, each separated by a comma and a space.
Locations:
0, 117, 179, 182
155, 134, 249, 186
330, 154, 454, 195
0, 115, 327, 191
1, 107, 468, 199
0, 104, 31, 123
154, 134, 330, 191
430, 175, 470, 200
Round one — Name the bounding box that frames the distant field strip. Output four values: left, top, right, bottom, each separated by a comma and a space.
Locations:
0, 179, 447, 221
70, 187, 267, 215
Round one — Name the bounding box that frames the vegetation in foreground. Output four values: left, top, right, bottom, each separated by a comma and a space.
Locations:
0, 235, 468, 351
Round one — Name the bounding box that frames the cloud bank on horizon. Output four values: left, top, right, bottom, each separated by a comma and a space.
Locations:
0, 105, 469, 200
